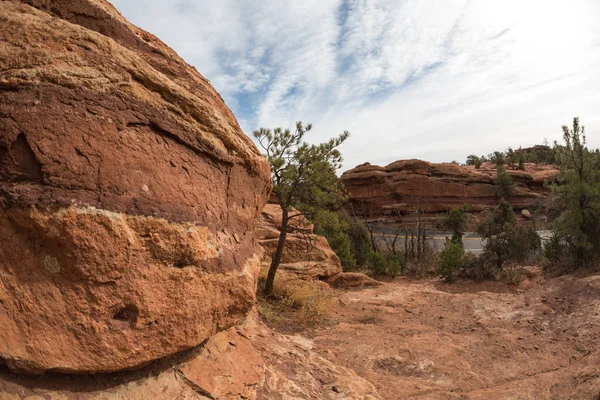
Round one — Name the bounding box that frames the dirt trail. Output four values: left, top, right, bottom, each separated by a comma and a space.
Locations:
302, 269, 600, 399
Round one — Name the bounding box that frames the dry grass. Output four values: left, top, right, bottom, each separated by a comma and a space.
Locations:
403, 240, 439, 278
503, 263, 524, 285
257, 269, 332, 330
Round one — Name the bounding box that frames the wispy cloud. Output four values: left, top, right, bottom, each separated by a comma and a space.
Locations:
111, 0, 600, 169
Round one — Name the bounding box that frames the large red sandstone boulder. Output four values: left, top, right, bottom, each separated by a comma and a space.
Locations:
0, 0, 270, 374
341, 159, 558, 224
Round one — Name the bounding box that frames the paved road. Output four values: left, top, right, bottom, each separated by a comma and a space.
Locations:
371, 227, 551, 255
372, 231, 485, 254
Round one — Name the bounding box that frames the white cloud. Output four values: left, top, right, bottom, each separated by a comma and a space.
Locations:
111, 0, 600, 170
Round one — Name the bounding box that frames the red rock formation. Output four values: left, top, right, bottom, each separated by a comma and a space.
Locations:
341, 159, 558, 225
0, 0, 271, 374
257, 204, 380, 288
257, 204, 343, 280
0, 309, 383, 399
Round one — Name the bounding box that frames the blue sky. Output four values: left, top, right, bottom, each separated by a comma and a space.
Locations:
111, 0, 600, 171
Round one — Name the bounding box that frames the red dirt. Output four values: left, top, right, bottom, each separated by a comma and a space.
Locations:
299, 269, 600, 399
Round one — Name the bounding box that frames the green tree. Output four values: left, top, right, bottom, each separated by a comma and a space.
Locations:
550, 117, 600, 268
254, 122, 349, 295
494, 165, 514, 199
466, 155, 483, 169
438, 205, 469, 246
506, 147, 516, 169
517, 148, 526, 170
478, 199, 516, 237
490, 151, 505, 167
478, 199, 539, 271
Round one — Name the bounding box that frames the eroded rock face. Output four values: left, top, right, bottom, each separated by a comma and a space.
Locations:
0, 0, 270, 374
341, 159, 558, 224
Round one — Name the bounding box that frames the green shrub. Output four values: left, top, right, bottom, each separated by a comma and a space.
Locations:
313, 210, 356, 271
341, 211, 373, 267
477, 200, 540, 272
463, 253, 499, 280
437, 205, 469, 246
368, 251, 387, 275
437, 242, 466, 282
313, 209, 375, 271
325, 229, 356, 271
387, 253, 404, 277
367, 251, 405, 277
544, 233, 565, 262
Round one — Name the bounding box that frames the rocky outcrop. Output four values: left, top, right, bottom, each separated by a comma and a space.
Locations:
257, 204, 343, 280
0, 309, 382, 399
341, 159, 558, 224
0, 0, 271, 374
257, 204, 380, 290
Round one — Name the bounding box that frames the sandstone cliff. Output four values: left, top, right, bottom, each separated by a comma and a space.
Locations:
341, 159, 558, 225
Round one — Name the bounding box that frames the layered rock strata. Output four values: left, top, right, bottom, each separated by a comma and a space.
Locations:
341, 159, 558, 224
0, 0, 270, 374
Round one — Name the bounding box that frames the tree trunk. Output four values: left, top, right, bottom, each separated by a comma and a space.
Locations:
368, 224, 377, 252
404, 229, 408, 259
264, 206, 289, 296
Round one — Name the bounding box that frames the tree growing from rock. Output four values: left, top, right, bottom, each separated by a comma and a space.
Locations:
506, 147, 516, 169
466, 155, 483, 169
494, 165, 514, 200
517, 147, 526, 170
254, 122, 349, 295
490, 151, 505, 167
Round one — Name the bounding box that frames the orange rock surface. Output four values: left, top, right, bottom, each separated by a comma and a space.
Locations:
0, 0, 270, 374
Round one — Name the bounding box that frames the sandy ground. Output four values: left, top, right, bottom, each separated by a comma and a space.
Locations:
294, 268, 600, 399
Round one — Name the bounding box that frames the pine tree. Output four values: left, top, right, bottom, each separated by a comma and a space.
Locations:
517, 148, 526, 170
494, 165, 514, 200
466, 155, 483, 169
438, 205, 469, 247
550, 117, 600, 267
254, 122, 349, 295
